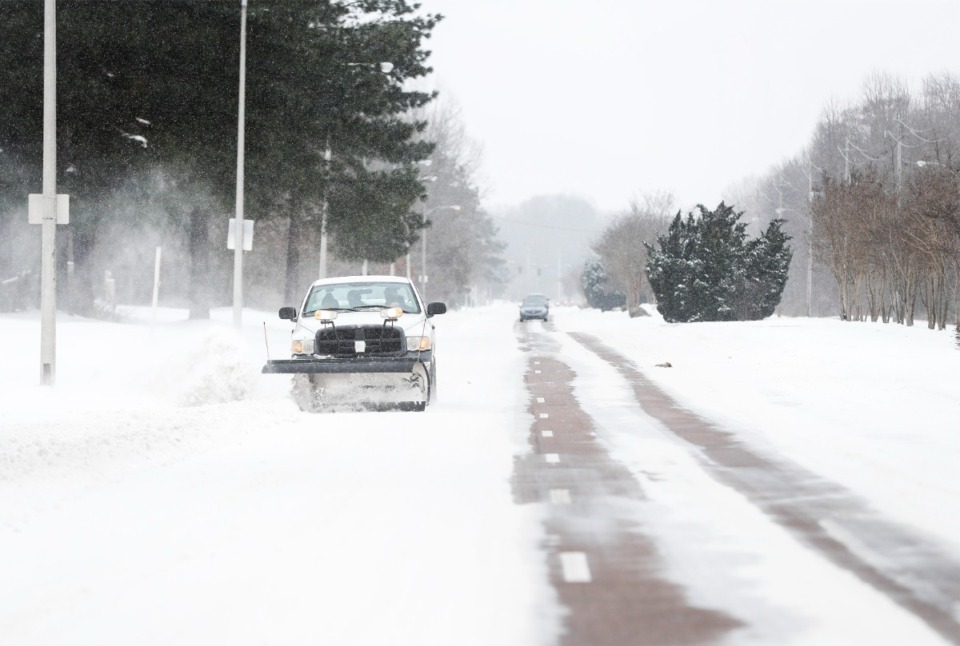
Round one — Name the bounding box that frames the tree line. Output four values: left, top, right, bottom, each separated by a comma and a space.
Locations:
0, 0, 502, 316
734, 72, 960, 330
587, 72, 960, 331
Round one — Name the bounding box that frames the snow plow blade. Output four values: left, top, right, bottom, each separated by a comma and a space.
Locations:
262, 356, 426, 375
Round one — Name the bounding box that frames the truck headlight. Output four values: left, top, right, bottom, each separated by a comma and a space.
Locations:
291, 338, 314, 355
406, 336, 431, 352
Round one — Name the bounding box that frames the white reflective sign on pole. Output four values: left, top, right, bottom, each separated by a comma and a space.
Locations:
227, 218, 254, 250
28, 194, 69, 224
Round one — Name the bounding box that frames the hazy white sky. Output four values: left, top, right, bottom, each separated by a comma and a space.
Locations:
419, 0, 960, 213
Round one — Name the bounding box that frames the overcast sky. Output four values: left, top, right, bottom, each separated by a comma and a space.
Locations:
418, 0, 960, 214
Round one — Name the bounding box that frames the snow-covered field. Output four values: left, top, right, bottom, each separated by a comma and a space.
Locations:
1, 301, 958, 645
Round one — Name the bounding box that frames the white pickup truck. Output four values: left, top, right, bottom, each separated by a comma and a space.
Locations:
263, 275, 446, 412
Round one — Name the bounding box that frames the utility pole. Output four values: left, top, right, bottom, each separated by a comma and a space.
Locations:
39, 0, 60, 384
319, 145, 331, 279
232, 0, 248, 328
420, 220, 428, 300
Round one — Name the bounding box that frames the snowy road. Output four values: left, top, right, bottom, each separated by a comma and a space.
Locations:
515, 318, 958, 646
1, 304, 958, 644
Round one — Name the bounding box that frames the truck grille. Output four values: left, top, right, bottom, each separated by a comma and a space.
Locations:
315, 325, 405, 357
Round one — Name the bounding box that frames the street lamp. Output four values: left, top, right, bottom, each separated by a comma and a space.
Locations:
39, 0, 59, 383
418, 204, 461, 300
232, 0, 248, 328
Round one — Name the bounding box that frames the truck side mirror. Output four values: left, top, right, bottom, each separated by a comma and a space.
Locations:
278, 306, 298, 321
426, 302, 446, 317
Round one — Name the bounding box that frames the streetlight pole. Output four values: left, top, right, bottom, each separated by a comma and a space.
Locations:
40, 0, 58, 384
319, 144, 331, 279
232, 0, 248, 328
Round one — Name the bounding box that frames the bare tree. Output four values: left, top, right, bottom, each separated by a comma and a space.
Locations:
413, 98, 504, 306
592, 193, 673, 315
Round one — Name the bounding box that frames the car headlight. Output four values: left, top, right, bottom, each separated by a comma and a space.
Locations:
406, 335, 431, 351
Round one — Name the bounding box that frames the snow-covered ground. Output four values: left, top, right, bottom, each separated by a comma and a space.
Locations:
555, 306, 960, 558
548, 307, 960, 645
1, 302, 958, 645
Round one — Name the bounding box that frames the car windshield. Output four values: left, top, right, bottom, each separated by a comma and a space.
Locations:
523, 295, 548, 306
302, 282, 421, 316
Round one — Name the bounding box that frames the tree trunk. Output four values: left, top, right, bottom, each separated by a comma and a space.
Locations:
188, 207, 211, 320
284, 213, 303, 305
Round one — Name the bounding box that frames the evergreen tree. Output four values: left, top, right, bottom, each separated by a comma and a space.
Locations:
0, 0, 439, 315
580, 259, 625, 311
645, 202, 792, 322
739, 218, 792, 319
581, 260, 606, 309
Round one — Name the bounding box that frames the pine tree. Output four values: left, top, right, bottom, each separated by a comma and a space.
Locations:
0, 0, 440, 315
580, 260, 625, 311
580, 260, 607, 309
645, 203, 792, 322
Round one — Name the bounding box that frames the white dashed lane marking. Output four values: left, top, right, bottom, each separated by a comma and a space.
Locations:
550, 489, 571, 505
545, 453, 560, 464
559, 552, 592, 583
539, 413, 549, 419
541, 430, 554, 438
537, 397, 545, 404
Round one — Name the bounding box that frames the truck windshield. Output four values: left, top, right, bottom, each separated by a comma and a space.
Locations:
302, 282, 421, 316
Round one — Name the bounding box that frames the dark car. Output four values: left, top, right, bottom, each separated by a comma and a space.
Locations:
519, 294, 549, 322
